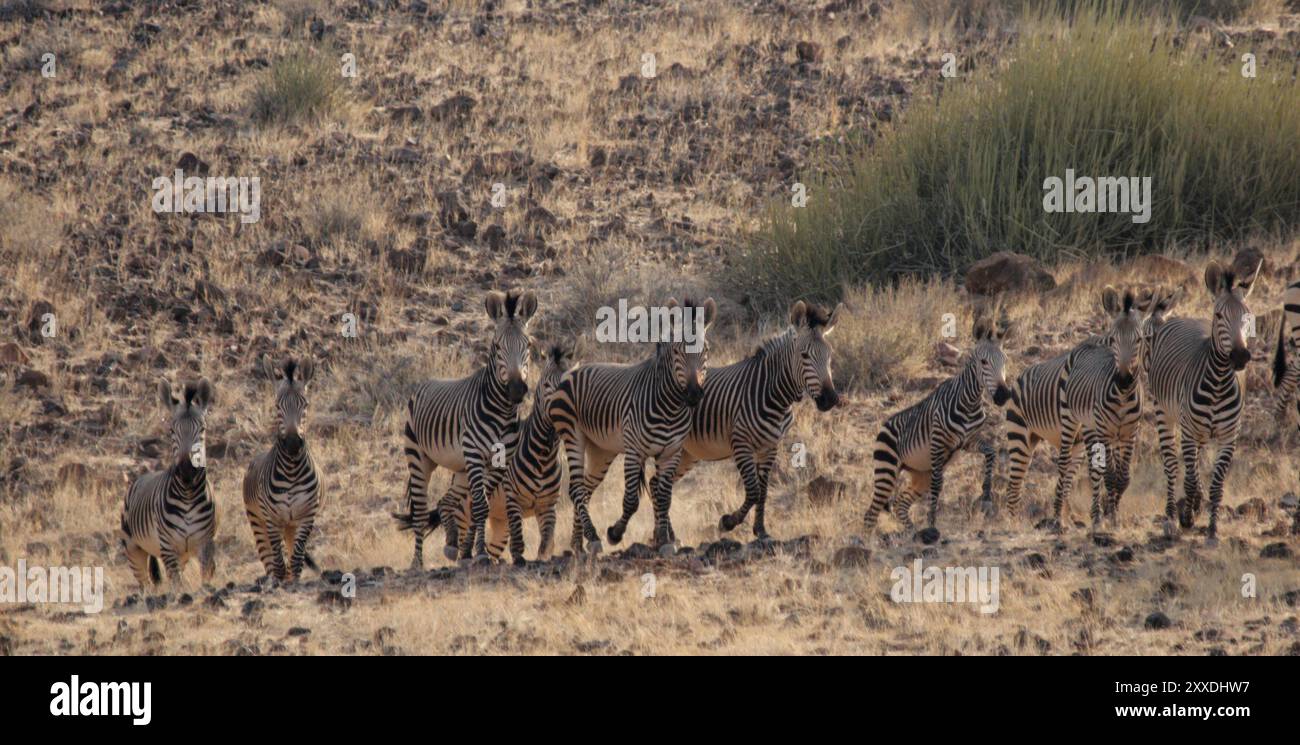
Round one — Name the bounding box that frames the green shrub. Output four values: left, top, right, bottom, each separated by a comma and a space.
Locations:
251, 49, 345, 126
737, 3, 1300, 306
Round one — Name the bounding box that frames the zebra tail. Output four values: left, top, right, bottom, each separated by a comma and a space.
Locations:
1273, 312, 1287, 388
391, 507, 441, 537
148, 556, 161, 585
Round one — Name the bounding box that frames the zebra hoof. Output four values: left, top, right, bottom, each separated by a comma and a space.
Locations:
1204, 536, 1220, 549
914, 527, 941, 545
606, 524, 625, 544
719, 513, 741, 532
657, 542, 678, 558
472, 554, 492, 568
1162, 519, 1179, 539
442, 546, 459, 561
587, 539, 604, 556
511, 555, 526, 568
979, 500, 995, 518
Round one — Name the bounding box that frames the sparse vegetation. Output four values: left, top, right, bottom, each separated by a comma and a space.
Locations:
250, 48, 347, 126
742, 3, 1300, 305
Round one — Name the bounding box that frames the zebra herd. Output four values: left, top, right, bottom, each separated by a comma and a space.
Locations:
119, 257, 1300, 590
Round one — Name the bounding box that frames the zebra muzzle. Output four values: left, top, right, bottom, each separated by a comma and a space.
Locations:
815, 388, 839, 411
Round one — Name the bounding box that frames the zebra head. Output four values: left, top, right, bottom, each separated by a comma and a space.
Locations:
1101, 286, 1143, 388
533, 343, 574, 418
660, 296, 717, 407
485, 289, 539, 404
1205, 259, 1262, 371
789, 300, 844, 412
971, 317, 1012, 406
260, 355, 314, 452
158, 378, 214, 471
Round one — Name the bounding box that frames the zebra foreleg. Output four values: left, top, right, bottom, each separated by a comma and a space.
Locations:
649, 449, 684, 552
1153, 406, 1180, 536
749, 449, 778, 540
977, 437, 996, 515
1205, 440, 1235, 545
1083, 432, 1107, 534
286, 519, 314, 582
1178, 438, 1204, 529
722, 446, 763, 535
503, 482, 527, 566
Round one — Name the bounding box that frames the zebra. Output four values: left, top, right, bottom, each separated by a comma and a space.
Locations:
1147, 259, 1261, 542
648, 300, 843, 542
394, 289, 537, 567
550, 296, 716, 555
436, 344, 574, 564
242, 356, 321, 583
1002, 286, 1151, 527
862, 315, 1011, 541
1272, 279, 1300, 425
1047, 287, 1146, 533
121, 378, 218, 591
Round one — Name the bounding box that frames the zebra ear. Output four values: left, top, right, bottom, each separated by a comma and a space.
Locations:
260, 354, 277, 381
1101, 286, 1120, 315
788, 300, 807, 328
193, 379, 215, 410
701, 297, 717, 328
1204, 261, 1225, 296
1239, 259, 1263, 299
298, 358, 315, 384
665, 297, 679, 309
516, 291, 538, 323
823, 302, 845, 335
997, 320, 1014, 343
158, 378, 176, 409
484, 291, 507, 321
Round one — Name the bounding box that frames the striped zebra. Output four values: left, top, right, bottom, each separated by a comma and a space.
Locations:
1002, 286, 1151, 527
1272, 280, 1300, 425
1147, 260, 1261, 542
242, 356, 321, 583
550, 297, 716, 555
862, 315, 1011, 541
436, 345, 574, 564
1048, 287, 1146, 533
648, 300, 843, 541
121, 379, 218, 591
394, 289, 537, 567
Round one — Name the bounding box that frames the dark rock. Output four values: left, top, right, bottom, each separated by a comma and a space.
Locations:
831, 545, 871, 568
795, 41, 822, 63
965, 252, 1056, 296
1144, 611, 1173, 630
1260, 542, 1292, 559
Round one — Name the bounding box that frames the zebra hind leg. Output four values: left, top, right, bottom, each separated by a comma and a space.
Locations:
1205, 441, 1236, 546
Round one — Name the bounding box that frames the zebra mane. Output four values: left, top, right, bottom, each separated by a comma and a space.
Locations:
504, 290, 522, 318
549, 344, 570, 366
751, 327, 796, 359
283, 359, 298, 381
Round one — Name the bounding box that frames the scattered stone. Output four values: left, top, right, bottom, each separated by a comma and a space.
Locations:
964, 252, 1056, 296
566, 584, 586, 606
831, 545, 871, 568
1260, 542, 1292, 559
795, 41, 822, 63
805, 475, 845, 506
1144, 611, 1173, 630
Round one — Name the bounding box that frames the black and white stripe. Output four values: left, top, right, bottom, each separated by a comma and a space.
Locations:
651, 300, 843, 541
1050, 288, 1145, 532
243, 356, 321, 583
1147, 259, 1261, 542
121, 379, 218, 591
862, 315, 1012, 540
441, 345, 573, 564
549, 296, 716, 555
393, 289, 537, 567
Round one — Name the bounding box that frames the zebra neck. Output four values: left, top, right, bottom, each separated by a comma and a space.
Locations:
761, 336, 804, 409
1205, 340, 1236, 382
477, 365, 518, 417
956, 361, 984, 411
171, 461, 207, 497
653, 350, 688, 407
